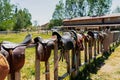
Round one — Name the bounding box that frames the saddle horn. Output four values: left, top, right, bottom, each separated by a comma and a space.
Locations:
52, 31, 62, 40
70, 30, 77, 41
21, 34, 32, 45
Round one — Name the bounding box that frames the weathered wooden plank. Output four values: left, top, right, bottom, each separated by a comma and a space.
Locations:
84, 39, 87, 63
15, 71, 21, 80
54, 40, 58, 80
35, 44, 40, 80
45, 61, 50, 80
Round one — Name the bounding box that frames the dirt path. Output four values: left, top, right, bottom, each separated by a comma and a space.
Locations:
91, 46, 120, 80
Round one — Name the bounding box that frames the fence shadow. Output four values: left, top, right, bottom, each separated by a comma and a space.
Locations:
76, 52, 112, 80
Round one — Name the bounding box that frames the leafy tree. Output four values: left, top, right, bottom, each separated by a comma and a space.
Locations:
76, 0, 86, 17
49, 0, 64, 29
0, 0, 14, 31
65, 0, 77, 18
87, 0, 112, 16
48, 19, 63, 29
0, 0, 32, 31
50, 0, 112, 29
52, 0, 65, 20
13, 8, 32, 30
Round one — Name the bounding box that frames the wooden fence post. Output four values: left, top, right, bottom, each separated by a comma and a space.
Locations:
45, 61, 50, 80
84, 39, 87, 63
15, 71, 21, 80
65, 50, 70, 74
97, 40, 100, 54
100, 41, 103, 53
71, 48, 76, 80
88, 39, 92, 63
94, 40, 96, 59
54, 40, 58, 80
76, 49, 81, 67
35, 44, 40, 80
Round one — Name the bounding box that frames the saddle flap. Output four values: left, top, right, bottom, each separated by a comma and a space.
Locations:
61, 37, 74, 50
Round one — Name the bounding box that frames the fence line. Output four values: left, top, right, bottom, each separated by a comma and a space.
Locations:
7, 31, 120, 80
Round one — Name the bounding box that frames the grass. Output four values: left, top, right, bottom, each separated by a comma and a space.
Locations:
1, 32, 120, 80
90, 45, 120, 80
0, 32, 69, 80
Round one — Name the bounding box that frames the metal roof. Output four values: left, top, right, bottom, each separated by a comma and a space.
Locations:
63, 13, 120, 22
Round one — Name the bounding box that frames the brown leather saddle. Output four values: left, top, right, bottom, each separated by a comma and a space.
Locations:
70, 30, 84, 50
34, 37, 54, 61
87, 31, 99, 40
52, 31, 74, 50
0, 34, 32, 73
99, 31, 107, 42
0, 53, 9, 80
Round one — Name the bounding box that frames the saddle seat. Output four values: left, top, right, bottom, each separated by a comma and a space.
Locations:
34, 37, 54, 61
1, 34, 32, 51
61, 33, 74, 50
87, 31, 99, 40
52, 31, 74, 50
1, 43, 23, 51
0, 34, 32, 73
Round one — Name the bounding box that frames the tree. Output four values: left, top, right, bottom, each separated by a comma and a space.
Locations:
49, 0, 64, 29
52, 0, 65, 20
13, 8, 32, 30
76, 0, 86, 17
50, 0, 112, 29
0, 0, 14, 31
65, 0, 77, 18
87, 0, 112, 16
48, 19, 63, 29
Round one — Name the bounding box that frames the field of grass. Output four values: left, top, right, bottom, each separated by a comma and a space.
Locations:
0, 32, 51, 80
1, 32, 119, 80
0, 32, 71, 80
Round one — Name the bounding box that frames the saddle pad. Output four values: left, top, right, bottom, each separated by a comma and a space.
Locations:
0, 54, 9, 80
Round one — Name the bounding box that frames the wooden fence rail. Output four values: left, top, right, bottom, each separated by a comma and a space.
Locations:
7, 31, 120, 80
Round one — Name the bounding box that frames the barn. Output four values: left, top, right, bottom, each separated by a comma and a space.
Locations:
62, 13, 120, 31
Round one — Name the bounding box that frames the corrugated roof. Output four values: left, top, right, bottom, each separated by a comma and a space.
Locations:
62, 24, 120, 28
63, 13, 120, 22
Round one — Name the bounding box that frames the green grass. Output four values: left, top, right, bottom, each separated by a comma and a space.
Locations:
2, 32, 119, 80
1, 32, 68, 80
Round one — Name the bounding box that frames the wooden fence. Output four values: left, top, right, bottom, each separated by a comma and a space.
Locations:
7, 31, 120, 80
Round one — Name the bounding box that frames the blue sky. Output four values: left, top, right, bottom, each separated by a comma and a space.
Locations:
11, 0, 120, 25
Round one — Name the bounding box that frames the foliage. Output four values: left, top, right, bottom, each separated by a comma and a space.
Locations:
52, 0, 65, 20
50, 0, 112, 29
49, 0, 64, 29
0, 0, 14, 31
0, 0, 32, 31
87, 0, 112, 16
13, 8, 32, 31
48, 19, 63, 29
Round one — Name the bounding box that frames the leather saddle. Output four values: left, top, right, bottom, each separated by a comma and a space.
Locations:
87, 31, 99, 40
0, 34, 32, 73
34, 37, 54, 61
70, 30, 84, 50
52, 31, 74, 50
99, 31, 107, 42
0, 53, 9, 80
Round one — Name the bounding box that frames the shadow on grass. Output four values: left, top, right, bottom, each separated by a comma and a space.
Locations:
75, 42, 120, 80
75, 51, 112, 80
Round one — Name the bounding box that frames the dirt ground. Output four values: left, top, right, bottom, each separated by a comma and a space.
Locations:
91, 46, 120, 80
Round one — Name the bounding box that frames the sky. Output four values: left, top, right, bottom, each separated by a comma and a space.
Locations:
11, 0, 120, 26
